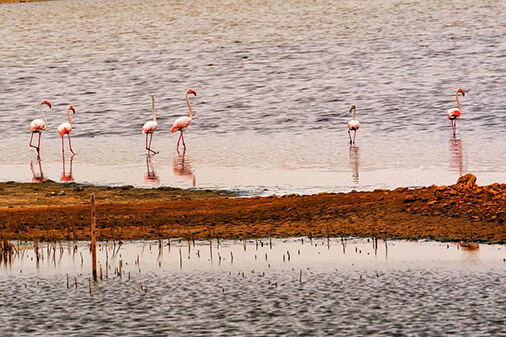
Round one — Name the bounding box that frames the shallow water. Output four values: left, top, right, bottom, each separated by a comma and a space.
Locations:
1, 238, 505, 336
0, 0, 505, 194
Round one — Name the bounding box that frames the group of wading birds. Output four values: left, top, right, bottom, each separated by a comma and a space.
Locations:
29, 88, 467, 157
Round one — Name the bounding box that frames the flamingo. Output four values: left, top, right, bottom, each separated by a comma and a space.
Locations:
171, 89, 197, 151
142, 94, 158, 155
347, 105, 360, 144
29, 100, 51, 155
58, 105, 76, 155
447, 88, 465, 138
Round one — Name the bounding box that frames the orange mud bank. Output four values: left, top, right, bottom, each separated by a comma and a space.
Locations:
0, 174, 504, 243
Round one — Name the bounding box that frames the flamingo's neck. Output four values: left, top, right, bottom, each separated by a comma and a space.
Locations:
456, 91, 462, 112
39, 104, 47, 127
67, 107, 73, 125
151, 94, 156, 122
352, 109, 357, 120
186, 92, 193, 120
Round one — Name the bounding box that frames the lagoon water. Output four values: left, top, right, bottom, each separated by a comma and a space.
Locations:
1, 238, 505, 336
0, 0, 505, 195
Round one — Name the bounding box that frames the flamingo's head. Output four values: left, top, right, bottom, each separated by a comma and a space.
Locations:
457, 88, 465, 97
40, 100, 51, 109
350, 105, 356, 114
68, 105, 76, 114
187, 89, 197, 96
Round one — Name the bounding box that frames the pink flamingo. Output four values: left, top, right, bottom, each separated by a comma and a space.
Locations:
447, 88, 465, 138
142, 94, 158, 155
347, 105, 360, 144
171, 89, 197, 151
29, 100, 52, 155
58, 105, 76, 155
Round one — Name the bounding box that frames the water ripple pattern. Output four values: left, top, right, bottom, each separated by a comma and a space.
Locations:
0, 0, 505, 192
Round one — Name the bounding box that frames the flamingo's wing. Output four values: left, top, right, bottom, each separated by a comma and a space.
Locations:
58, 123, 72, 137
171, 117, 191, 133
142, 121, 158, 133
447, 109, 461, 119
30, 119, 46, 132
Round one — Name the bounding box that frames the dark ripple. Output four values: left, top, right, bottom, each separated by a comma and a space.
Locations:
1, 268, 505, 336
0, 0, 504, 142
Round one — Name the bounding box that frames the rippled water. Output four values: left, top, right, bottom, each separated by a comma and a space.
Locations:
1, 239, 505, 336
0, 0, 505, 193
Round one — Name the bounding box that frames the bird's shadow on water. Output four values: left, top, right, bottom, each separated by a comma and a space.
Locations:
61, 154, 75, 183
349, 145, 360, 185
30, 156, 46, 183
145, 154, 160, 186
449, 138, 465, 176
173, 149, 196, 187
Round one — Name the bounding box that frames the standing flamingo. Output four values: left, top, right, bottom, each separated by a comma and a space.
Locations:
347, 105, 360, 144
142, 94, 158, 155
29, 100, 51, 155
171, 89, 197, 151
447, 88, 465, 138
58, 105, 76, 155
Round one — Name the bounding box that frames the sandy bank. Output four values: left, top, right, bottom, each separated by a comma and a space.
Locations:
0, 175, 504, 243
0, 0, 50, 3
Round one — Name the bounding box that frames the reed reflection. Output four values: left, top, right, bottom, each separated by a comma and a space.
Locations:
349, 145, 360, 184
61, 154, 75, 182
145, 154, 160, 186
30, 157, 46, 182
173, 149, 196, 187
449, 138, 465, 176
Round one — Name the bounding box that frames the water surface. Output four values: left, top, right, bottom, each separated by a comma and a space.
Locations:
1, 238, 505, 336
0, 0, 505, 194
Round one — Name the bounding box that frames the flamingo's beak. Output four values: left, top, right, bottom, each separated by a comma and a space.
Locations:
43, 101, 52, 109
69, 105, 76, 113
191, 90, 197, 96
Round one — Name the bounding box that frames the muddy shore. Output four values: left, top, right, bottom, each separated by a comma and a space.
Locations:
0, 174, 504, 243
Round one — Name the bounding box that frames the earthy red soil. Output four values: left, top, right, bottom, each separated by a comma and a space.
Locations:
0, 174, 504, 243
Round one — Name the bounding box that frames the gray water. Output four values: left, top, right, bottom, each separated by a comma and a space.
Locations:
1, 239, 505, 336
0, 0, 505, 194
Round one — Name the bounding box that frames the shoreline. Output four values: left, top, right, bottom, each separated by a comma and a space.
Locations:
0, 174, 504, 243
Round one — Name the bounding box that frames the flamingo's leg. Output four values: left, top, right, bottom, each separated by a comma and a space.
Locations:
181, 132, 186, 149
176, 132, 182, 151
37, 133, 42, 155
453, 120, 457, 138
61, 136, 65, 156
68, 134, 75, 155
29, 133, 36, 150
348, 130, 352, 144
148, 133, 158, 155
353, 130, 357, 144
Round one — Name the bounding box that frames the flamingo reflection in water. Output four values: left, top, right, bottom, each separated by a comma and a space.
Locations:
61, 154, 75, 182
145, 155, 160, 186
349, 145, 360, 184
449, 138, 465, 176
173, 149, 196, 187
30, 157, 47, 183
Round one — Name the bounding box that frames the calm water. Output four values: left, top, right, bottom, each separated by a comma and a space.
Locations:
0, 0, 505, 194
1, 238, 505, 336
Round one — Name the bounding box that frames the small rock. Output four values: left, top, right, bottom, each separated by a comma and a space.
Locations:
59, 191, 66, 196
455, 174, 477, 189
403, 195, 417, 203
46, 192, 57, 197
